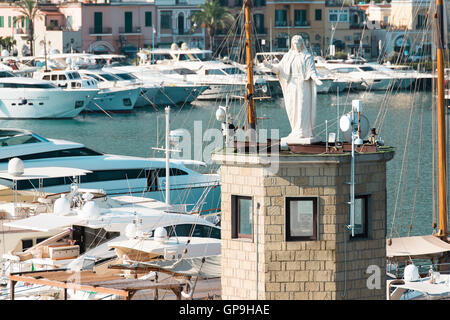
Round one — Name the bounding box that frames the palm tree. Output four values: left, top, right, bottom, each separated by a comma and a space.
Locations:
190, 0, 234, 51
16, 0, 41, 56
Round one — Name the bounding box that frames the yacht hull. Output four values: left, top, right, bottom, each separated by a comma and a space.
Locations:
85, 87, 140, 112
0, 89, 93, 119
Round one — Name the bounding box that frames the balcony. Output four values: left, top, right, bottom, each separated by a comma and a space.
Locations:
256, 28, 267, 35
294, 21, 310, 28
274, 21, 289, 28
118, 27, 142, 35
89, 27, 112, 36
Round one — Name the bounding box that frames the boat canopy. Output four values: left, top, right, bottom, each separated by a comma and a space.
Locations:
3, 214, 84, 232
387, 235, 450, 262
0, 167, 91, 182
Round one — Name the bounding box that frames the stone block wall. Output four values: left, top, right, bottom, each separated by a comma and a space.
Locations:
214, 151, 394, 300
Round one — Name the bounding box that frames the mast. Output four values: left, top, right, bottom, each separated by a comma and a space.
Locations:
165, 106, 170, 207
244, 0, 257, 133
435, 0, 448, 239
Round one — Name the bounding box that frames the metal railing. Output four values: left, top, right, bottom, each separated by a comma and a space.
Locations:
89, 27, 112, 35
118, 26, 142, 34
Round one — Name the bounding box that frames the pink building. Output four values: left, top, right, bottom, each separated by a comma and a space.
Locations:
0, 1, 158, 57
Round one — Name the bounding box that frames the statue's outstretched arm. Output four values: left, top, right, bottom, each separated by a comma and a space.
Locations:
305, 55, 323, 86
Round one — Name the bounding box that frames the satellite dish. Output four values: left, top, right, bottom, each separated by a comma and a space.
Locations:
1, 49, 9, 57
339, 112, 370, 142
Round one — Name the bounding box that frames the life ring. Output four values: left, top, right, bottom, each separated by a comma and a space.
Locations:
181, 279, 193, 299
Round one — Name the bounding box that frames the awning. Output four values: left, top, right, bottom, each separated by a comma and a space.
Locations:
387, 235, 450, 261
3, 214, 84, 232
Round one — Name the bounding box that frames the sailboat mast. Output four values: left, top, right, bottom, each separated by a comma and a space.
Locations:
244, 0, 256, 131
436, 0, 448, 238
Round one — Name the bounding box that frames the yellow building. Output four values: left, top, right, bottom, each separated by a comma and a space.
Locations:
214, 0, 373, 58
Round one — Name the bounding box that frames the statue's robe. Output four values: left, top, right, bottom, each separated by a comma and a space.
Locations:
272, 47, 320, 145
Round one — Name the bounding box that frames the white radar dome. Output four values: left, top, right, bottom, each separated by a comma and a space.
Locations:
79, 200, 101, 218
125, 223, 137, 239
404, 264, 420, 282
1, 49, 9, 57
53, 194, 71, 215
170, 43, 179, 50
154, 227, 168, 243
8, 158, 24, 176
216, 107, 226, 122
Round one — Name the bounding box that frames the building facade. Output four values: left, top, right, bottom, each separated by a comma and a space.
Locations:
155, 0, 206, 49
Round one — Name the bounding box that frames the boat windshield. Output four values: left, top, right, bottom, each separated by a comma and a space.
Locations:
205, 69, 226, 75
0, 133, 42, 147
86, 74, 103, 82
173, 68, 196, 75
114, 73, 138, 80
98, 73, 119, 81
69, 72, 81, 79
359, 66, 375, 72
0, 82, 57, 88
0, 71, 15, 78
223, 67, 244, 75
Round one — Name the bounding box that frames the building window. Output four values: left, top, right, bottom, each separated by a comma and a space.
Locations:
0, 17, 4, 28
416, 14, 426, 29
275, 9, 287, 27
145, 11, 152, 27
254, 13, 264, 34
294, 10, 308, 26
161, 11, 172, 29
276, 35, 288, 49
329, 9, 348, 23
67, 16, 73, 29
231, 195, 253, 239
350, 194, 370, 239
315, 9, 322, 21
254, 0, 266, 6
286, 197, 318, 241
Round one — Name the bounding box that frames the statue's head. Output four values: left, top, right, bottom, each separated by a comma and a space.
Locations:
291, 35, 306, 52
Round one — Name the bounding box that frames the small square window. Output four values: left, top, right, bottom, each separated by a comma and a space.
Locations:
351, 194, 369, 239
231, 195, 253, 239
286, 197, 318, 241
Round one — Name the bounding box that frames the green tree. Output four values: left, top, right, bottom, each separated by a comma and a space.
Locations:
190, 0, 234, 51
16, 0, 41, 56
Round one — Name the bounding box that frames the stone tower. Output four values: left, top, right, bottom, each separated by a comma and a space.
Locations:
212, 147, 394, 300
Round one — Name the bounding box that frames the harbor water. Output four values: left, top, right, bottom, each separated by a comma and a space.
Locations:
0, 90, 438, 238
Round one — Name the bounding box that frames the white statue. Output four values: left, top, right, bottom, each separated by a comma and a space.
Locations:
265, 35, 323, 146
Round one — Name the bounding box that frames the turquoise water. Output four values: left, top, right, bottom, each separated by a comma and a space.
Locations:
0, 90, 439, 237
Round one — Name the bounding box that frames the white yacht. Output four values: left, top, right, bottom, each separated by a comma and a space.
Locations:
0, 128, 221, 213
0, 71, 92, 119
139, 46, 268, 100
0, 187, 221, 300
34, 69, 139, 113
76, 69, 141, 112
315, 59, 397, 91
110, 66, 208, 107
